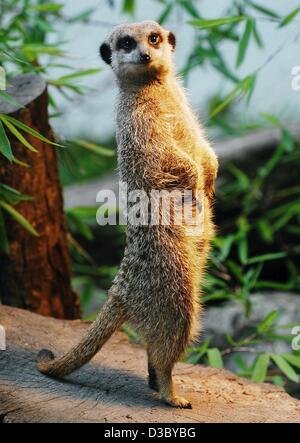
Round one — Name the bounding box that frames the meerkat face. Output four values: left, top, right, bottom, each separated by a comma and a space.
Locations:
100, 21, 176, 83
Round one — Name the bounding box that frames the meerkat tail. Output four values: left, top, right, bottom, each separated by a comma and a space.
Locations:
37, 295, 126, 378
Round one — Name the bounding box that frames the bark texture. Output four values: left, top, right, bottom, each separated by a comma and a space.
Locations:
0, 74, 80, 319
0, 305, 299, 423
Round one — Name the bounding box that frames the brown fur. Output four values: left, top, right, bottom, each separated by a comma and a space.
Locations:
37, 21, 218, 409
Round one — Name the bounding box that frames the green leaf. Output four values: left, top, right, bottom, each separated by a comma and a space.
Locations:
0, 200, 39, 237
29, 3, 64, 12
0, 117, 38, 152
75, 139, 115, 157
67, 7, 95, 23
1, 115, 64, 147
53, 68, 102, 83
236, 19, 253, 67
187, 338, 211, 364
158, 3, 174, 24
281, 128, 294, 152
260, 112, 282, 127
271, 354, 299, 383
238, 237, 248, 265
272, 375, 284, 387
228, 164, 250, 190
247, 251, 287, 265
179, 0, 200, 19
207, 348, 224, 369
0, 90, 24, 109
252, 354, 270, 383
249, 2, 279, 18
123, 0, 135, 16
67, 212, 93, 240
252, 20, 263, 48
257, 311, 278, 333
22, 44, 67, 60
0, 207, 10, 255
189, 16, 246, 29
0, 184, 31, 204
209, 74, 256, 118
279, 6, 300, 27
0, 119, 13, 161
281, 353, 300, 370
218, 234, 234, 260
257, 218, 273, 243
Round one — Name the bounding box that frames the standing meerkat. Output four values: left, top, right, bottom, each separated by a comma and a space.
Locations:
37, 20, 218, 409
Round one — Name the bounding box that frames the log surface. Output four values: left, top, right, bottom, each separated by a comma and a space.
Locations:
0, 305, 299, 423
0, 74, 46, 114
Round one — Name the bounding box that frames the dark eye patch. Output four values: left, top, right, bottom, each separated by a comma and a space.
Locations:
116, 35, 137, 52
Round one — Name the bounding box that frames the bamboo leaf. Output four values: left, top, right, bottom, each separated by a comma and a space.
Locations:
207, 348, 224, 369
210, 74, 256, 118
54, 68, 102, 83
238, 237, 248, 264
257, 311, 278, 333
249, 2, 279, 18
271, 354, 299, 383
0, 200, 39, 236
0, 119, 13, 161
252, 354, 270, 383
0, 183, 31, 204
75, 139, 115, 157
236, 19, 253, 67
158, 3, 174, 24
0, 116, 38, 152
29, 3, 64, 12
280, 6, 300, 27
260, 112, 282, 127
179, 0, 200, 19
247, 251, 287, 264
281, 128, 294, 152
123, 0, 135, 16
2, 115, 64, 147
189, 16, 246, 29
281, 353, 300, 370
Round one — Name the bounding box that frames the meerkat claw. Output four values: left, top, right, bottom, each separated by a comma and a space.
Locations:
164, 396, 192, 409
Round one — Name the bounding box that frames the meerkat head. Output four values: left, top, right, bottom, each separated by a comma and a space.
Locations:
100, 21, 176, 84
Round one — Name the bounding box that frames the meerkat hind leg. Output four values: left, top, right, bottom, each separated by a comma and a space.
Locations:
157, 365, 192, 409
147, 351, 159, 392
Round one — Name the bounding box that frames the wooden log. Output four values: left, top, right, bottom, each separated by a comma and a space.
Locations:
0, 305, 299, 423
0, 74, 80, 319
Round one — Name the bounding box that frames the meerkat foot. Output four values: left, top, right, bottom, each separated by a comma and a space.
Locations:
163, 395, 192, 409
156, 365, 192, 408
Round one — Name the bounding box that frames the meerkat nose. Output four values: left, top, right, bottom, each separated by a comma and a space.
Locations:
140, 52, 151, 64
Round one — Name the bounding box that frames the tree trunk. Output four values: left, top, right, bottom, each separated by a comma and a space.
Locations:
0, 74, 81, 319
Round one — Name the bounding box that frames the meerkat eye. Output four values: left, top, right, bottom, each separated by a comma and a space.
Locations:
149, 34, 161, 45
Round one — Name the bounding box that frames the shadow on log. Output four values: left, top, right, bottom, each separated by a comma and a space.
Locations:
0, 305, 299, 423
0, 74, 80, 319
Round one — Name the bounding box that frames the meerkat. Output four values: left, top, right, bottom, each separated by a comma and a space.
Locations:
37, 20, 218, 409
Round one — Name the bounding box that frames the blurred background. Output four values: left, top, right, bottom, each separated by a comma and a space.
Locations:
0, 0, 300, 397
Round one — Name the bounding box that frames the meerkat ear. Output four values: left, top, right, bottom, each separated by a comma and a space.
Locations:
100, 43, 112, 65
168, 32, 176, 51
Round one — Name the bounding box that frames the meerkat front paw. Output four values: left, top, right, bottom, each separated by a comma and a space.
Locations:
163, 396, 192, 409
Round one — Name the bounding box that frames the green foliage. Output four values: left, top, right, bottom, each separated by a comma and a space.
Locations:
0, 0, 108, 252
